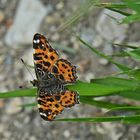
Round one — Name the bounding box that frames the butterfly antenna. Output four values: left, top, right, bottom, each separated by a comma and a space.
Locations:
20, 58, 35, 80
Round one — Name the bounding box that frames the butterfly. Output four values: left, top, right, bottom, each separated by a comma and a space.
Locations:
31, 33, 79, 121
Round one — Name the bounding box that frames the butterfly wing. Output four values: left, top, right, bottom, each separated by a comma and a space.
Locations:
33, 33, 78, 83
33, 33, 59, 79
58, 90, 79, 107
37, 89, 79, 121
37, 89, 64, 121
51, 59, 77, 84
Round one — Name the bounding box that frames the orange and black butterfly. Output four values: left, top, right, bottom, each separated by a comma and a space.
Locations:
31, 33, 79, 121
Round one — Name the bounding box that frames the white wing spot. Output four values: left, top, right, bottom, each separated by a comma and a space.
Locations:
40, 112, 47, 117
33, 39, 40, 44
36, 39, 40, 43
33, 40, 37, 43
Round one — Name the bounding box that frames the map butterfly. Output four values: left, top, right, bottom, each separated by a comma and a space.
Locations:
31, 33, 79, 121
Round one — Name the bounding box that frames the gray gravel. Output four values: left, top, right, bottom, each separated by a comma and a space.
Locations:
1, 0, 140, 140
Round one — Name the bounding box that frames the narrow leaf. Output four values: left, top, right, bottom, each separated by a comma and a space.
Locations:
0, 88, 36, 98
113, 43, 138, 49
126, 48, 140, 61
120, 91, 140, 101
58, 0, 99, 32
1, 79, 140, 98
78, 37, 131, 71
121, 14, 140, 24
107, 8, 131, 16
68, 80, 140, 96
109, 106, 140, 112
80, 96, 123, 109
123, 0, 140, 14
56, 115, 140, 123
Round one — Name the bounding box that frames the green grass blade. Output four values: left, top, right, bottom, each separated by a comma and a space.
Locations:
120, 91, 140, 101
108, 52, 129, 57
56, 115, 140, 123
79, 97, 140, 113
121, 14, 140, 24
78, 37, 131, 71
1, 79, 140, 98
113, 43, 138, 49
112, 68, 140, 80
80, 96, 123, 109
126, 48, 140, 61
108, 106, 140, 112
95, 2, 140, 9
123, 0, 140, 14
68, 79, 140, 96
0, 88, 36, 98
107, 8, 131, 16
126, 69, 140, 80
90, 77, 139, 87
58, 0, 99, 32
90, 77, 140, 95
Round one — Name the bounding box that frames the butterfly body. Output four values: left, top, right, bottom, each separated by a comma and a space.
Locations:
32, 33, 79, 121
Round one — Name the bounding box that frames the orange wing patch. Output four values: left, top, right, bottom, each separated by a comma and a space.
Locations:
51, 59, 77, 83
59, 90, 79, 107
33, 33, 59, 73
37, 92, 64, 121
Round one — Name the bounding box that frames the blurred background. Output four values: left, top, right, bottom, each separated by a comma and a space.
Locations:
0, 0, 140, 140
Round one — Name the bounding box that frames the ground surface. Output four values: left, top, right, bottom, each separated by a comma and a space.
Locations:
0, 0, 140, 140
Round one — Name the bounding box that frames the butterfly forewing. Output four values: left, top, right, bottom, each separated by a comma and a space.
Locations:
33, 33, 59, 78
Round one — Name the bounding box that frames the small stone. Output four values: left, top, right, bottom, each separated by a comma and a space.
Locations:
45, 16, 54, 24
3, 131, 11, 138
0, 11, 4, 23
51, 33, 60, 41
0, 100, 4, 108
81, 28, 96, 43
92, 35, 103, 48
29, 136, 37, 140
5, 98, 22, 115
5, 0, 52, 47
70, 36, 76, 43
63, 130, 70, 138
13, 120, 22, 129
56, 2, 64, 10
99, 58, 108, 65
85, 73, 95, 82
0, 124, 6, 133
23, 116, 30, 124
102, 43, 113, 55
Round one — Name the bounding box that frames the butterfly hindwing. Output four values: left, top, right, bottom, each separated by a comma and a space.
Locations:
37, 89, 64, 121
37, 89, 79, 121
58, 90, 79, 107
